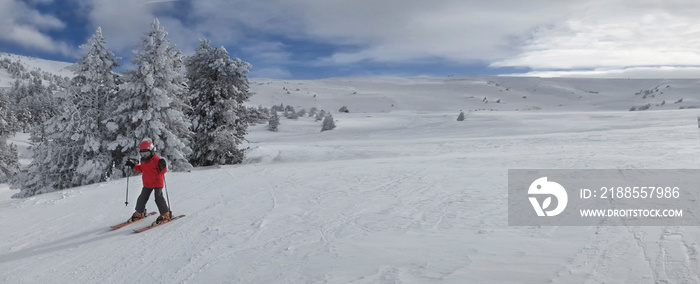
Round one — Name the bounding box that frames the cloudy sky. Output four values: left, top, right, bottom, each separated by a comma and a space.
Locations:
2, 0, 700, 79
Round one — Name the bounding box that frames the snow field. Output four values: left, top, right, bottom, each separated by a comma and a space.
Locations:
4, 75, 700, 282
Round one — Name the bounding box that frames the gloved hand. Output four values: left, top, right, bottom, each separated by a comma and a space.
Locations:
158, 159, 167, 172
125, 159, 137, 168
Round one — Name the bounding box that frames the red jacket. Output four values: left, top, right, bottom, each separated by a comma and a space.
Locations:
133, 154, 167, 188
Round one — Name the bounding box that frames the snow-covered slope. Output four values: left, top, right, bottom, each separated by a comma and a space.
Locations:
249, 76, 700, 113
0, 53, 73, 88
3, 60, 700, 282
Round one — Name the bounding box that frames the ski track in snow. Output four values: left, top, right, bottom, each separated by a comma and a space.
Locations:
4, 77, 700, 282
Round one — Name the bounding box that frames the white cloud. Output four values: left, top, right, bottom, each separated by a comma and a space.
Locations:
239, 41, 292, 63
0, 0, 72, 55
492, 0, 700, 76
77, 0, 570, 66
26, 0, 53, 4
98, 0, 568, 66
84, 0, 162, 53
3, 24, 72, 54
249, 67, 292, 79
298, 0, 570, 64
505, 67, 700, 79
15, 1, 64, 30
18, 0, 699, 78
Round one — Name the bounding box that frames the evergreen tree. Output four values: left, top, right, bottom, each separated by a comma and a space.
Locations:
271, 104, 284, 112
309, 107, 318, 117
287, 111, 299, 120
9, 78, 60, 134
457, 111, 465, 121
67, 27, 121, 180
11, 27, 121, 197
0, 143, 18, 183
185, 39, 252, 166
315, 110, 326, 122
321, 114, 336, 132
108, 19, 193, 172
267, 111, 280, 132
0, 90, 19, 182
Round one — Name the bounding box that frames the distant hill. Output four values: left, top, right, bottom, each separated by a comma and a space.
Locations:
248, 76, 700, 113
0, 52, 73, 88
1, 51, 699, 112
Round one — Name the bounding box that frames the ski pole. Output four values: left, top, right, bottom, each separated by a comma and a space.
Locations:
164, 174, 172, 215
125, 168, 130, 207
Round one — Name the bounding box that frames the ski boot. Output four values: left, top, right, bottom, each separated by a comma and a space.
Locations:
154, 212, 171, 225
129, 210, 147, 222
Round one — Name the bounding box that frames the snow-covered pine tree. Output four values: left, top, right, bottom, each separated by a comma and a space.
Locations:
321, 114, 336, 132
309, 107, 318, 117
0, 143, 18, 183
267, 111, 280, 132
315, 110, 326, 122
245, 106, 265, 124
9, 77, 61, 137
107, 19, 193, 173
271, 104, 284, 112
0, 90, 19, 182
185, 38, 252, 166
11, 27, 121, 197
67, 27, 121, 180
457, 111, 465, 121
257, 105, 270, 119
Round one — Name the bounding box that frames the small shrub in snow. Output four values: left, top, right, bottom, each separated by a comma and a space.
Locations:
246, 106, 268, 124
339, 106, 349, 113
309, 107, 318, 117
271, 104, 284, 112
284, 106, 297, 118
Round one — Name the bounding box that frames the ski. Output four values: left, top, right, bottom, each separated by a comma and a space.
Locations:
110, 212, 157, 230
133, 214, 186, 233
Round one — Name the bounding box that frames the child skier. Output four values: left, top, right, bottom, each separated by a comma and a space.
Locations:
125, 139, 171, 224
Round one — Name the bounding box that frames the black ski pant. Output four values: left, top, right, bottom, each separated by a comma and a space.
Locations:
135, 187, 170, 215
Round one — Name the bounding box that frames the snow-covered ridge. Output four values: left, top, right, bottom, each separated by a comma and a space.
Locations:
0, 52, 73, 81
249, 76, 700, 113
3, 52, 700, 113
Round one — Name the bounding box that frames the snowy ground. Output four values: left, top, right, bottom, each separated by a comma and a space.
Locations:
3, 76, 700, 283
